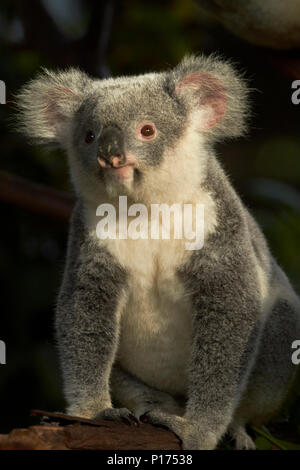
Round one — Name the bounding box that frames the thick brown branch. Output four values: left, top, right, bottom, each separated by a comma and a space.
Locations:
0, 171, 73, 221
0, 410, 181, 450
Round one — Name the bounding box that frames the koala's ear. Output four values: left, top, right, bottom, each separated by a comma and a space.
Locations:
16, 68, 91, 147
167, 54, 249, 141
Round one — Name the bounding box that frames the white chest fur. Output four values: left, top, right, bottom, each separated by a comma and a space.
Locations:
109, 237, 194, 396
84, 186, 217, 396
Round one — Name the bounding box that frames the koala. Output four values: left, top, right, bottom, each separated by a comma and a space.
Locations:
17, 55, 300, 450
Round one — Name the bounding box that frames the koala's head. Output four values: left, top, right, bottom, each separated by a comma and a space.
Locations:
17, 55, 249, 204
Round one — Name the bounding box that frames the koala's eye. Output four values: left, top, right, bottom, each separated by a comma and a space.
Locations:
141, 124, 154, 137
85, 130, 95, 144
138, 123, 156, 141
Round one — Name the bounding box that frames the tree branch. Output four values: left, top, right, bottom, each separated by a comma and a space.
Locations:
0, 409, 181, 450
0, 171, 73, 221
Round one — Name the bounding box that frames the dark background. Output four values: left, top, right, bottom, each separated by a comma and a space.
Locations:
0, 0, 299, 442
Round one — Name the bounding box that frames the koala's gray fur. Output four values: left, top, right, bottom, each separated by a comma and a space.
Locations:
16, 55, 300, 450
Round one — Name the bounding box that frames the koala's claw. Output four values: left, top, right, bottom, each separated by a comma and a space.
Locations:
140, 411, 173, 431
140, 410, 185, 439
95, 407, 139, 426
139, 410, 219, 450
229, 426, 256, 450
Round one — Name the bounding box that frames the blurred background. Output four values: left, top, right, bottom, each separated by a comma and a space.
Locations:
0, 0, 299, 443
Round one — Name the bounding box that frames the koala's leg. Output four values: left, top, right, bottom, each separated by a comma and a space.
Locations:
229, 297, 300, 449
56, 204, 136, 423
110, 364, 185, 419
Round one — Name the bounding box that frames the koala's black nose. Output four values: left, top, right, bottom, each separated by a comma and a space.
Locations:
97, 125, 126, 168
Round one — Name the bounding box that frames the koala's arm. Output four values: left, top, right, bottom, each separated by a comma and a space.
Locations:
178, 198, 261, 448
182, 252, 258, 435
55, 202, 127, 418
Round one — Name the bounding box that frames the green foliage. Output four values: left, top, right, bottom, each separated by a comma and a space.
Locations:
253, 426, 300, 450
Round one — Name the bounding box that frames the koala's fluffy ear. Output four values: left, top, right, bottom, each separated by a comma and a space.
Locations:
166, 54, 250, 141
16, 68, 91, 148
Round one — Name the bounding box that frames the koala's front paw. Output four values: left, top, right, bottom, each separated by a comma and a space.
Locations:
133, 392, 185, 419
140, 410, 218, 450
67, 403, 138, 425
95, 407, 139, 425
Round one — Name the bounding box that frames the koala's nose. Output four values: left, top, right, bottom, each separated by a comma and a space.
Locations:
97, 126, 126, 168
98, 153, 124, 169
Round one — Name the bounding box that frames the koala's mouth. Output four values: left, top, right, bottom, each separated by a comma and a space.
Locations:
107, 163, 135, 180
97, 156, 135, 180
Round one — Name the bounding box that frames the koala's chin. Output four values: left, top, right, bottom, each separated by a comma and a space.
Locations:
103, 165, 137, 198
